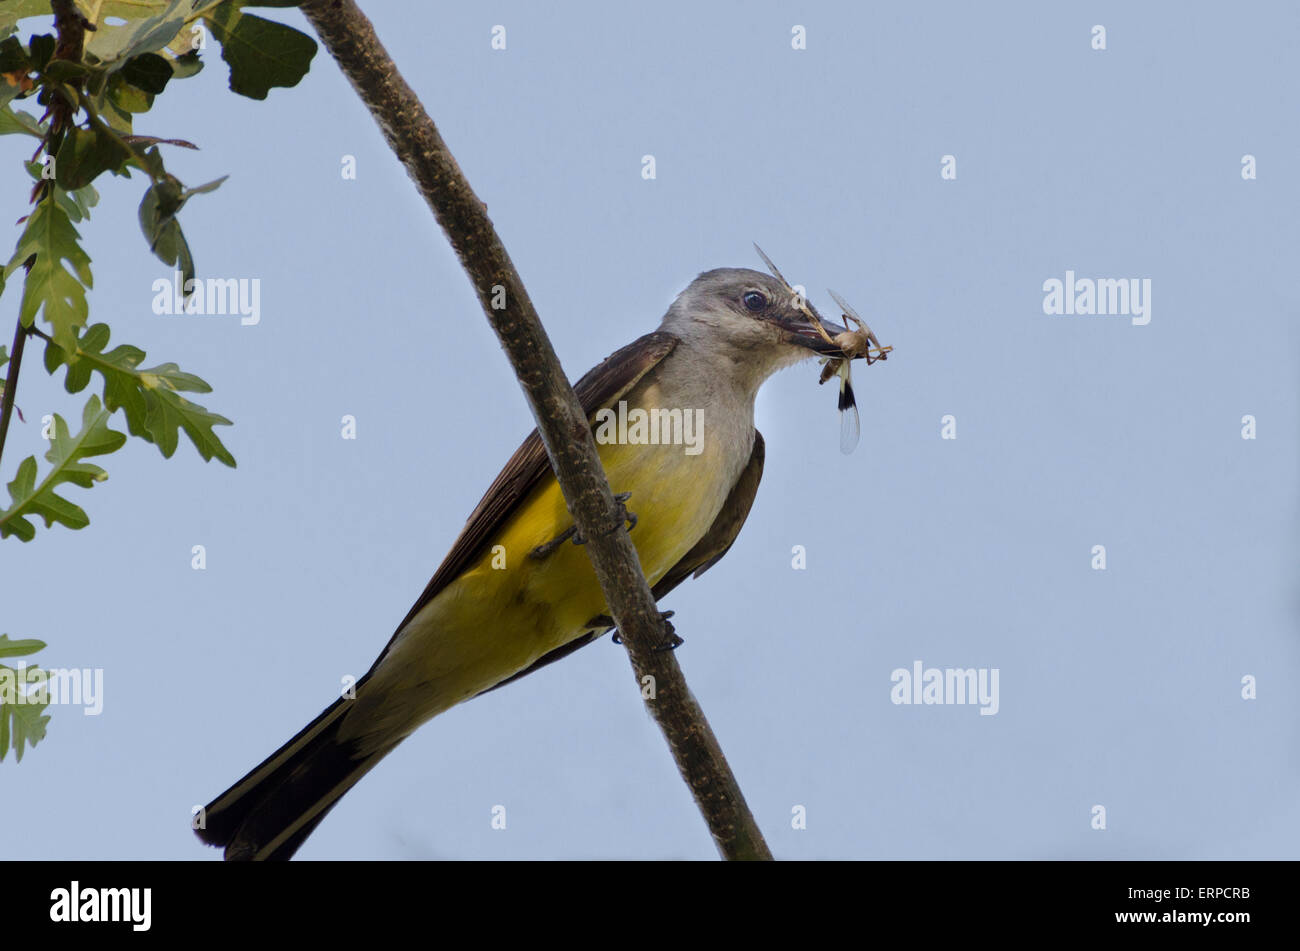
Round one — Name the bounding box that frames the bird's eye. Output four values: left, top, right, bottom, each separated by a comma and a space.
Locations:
742, 291, 767, 312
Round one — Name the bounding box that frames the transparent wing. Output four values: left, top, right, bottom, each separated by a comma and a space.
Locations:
828, 288, 881, 348
839, 399, 861, 454
837, 369, 860, 454
753, 243, 791, 287
827, 288, 863, 324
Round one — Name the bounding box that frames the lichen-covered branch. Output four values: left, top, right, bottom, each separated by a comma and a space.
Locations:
298, 0, 772, 861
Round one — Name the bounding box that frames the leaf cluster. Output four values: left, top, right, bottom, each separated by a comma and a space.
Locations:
0, 635, 50, 763
0, 1, 314, 545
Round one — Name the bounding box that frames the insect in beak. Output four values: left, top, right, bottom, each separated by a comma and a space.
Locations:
752, 245, 892, 454
819, 289, 893, 454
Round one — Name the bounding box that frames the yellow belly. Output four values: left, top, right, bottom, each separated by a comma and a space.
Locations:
341, 389, 739, 749
494, 439, 714, 609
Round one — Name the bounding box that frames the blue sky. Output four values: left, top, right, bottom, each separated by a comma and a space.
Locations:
2, 1, 1297, 859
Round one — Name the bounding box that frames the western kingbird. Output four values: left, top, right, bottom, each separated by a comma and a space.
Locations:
196, 265, 870, 860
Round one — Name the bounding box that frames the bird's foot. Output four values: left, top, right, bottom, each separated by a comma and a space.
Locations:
612, 611, 684, 652
530, 493, 636, 560
572, 492, 636, 545
652, 610, 684, 651
528, 525, 577, 560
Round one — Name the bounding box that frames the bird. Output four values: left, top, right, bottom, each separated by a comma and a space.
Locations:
195, 264, 867, 860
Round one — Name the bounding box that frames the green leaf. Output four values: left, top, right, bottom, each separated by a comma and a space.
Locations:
106, 70, 154, 115
21, 160, 100, 222
0, 394, 126, 541
185, 175, 228, 197
0, 35, 30, 73
27, 34, 54, 71
134, 143, 165, 179
205, 6, 316, 100
0, 103, 43, 137
6, 197, 93, 351
0, 635, 46, 659
138, 178, 194, 288
84, 0, 191, 70
77, 1, 212, 61
120, 51, 172, 93
0, 662, 50, 763
168, 50, 204, 80
54, 124, 134, 190
0, 0, 56, 38
43, 324, 237, 467
0, 80, 19, 111
42, 58, 92, 84
54, 179, 100, 223
136, 171, 228, 292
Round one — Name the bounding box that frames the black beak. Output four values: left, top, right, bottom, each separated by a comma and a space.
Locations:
778, 303, 852, 356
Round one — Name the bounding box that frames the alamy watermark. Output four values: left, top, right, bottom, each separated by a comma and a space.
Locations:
151, 270, 260, 325
0, 664, 104, 716
50, 882, 150, 931
1042, 270, 1151, 326
593, 400, 704, 456
890, 660, 999, 716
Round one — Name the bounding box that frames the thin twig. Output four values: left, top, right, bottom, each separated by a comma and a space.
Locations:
0, 319, 29, 473
299, 0, 771, 860
0, 0, 92, 463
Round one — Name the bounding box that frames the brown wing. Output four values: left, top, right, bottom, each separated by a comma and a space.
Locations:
482, 431, 766, 694
371, 331, 680, 671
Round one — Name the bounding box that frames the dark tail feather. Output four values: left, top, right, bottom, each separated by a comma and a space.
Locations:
195, 677, 398, 861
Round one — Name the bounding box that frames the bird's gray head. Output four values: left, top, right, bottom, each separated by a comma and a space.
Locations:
659, 268, 853, 379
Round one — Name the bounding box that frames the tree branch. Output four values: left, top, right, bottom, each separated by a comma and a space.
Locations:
1, 0, 91, 466
298, 0, 772, 860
